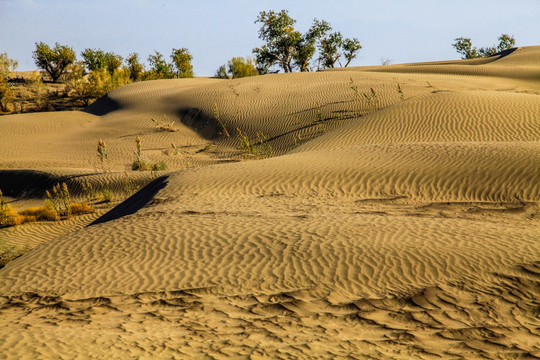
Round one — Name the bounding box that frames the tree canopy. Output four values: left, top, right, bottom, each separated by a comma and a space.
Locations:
171, 48, 194, 78
253, 10, 362, 73
33, 42, 76, 82
453, 34, 516, 59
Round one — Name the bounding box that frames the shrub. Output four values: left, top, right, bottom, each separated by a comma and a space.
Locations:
70, 202, 94, 215
453, 34, 516, 59
19, 206, 58, 221
171, 48, 194, 78
45, 183, 71, 219
216, 57, 259, 79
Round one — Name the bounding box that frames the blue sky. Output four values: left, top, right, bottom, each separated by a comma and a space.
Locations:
1, 0, 539, 76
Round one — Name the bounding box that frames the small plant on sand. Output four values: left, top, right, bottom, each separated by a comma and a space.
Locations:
81, 179, 98, 203
397, 83, 404, 100
100, 188, 114, 203
131, 136, 167, 172
97, 139, 108, 171
122, 172, 139, 196
151, 115, 178, 132
213, 103, 230, 138
314, 102, 326, 133
171, 143, 179, 156
236, 128, 274, 158
46, 182, 72, 219
0, 190, 19, 226
349, 77, 360, 101
237, 128, 253, 156
363, 87, 379, 109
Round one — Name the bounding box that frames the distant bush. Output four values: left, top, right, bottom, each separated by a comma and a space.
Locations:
125, 53, 144, 82
0, 53, 18, 112
171, 48, 194, 78
453, 34, 515, 59
215, 57, 259, 79
81, 48, 123, 75
33, 42, 76, 82
146, 51, 175, 79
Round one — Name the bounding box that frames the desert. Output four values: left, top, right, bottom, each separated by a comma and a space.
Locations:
1, 36, 539, 359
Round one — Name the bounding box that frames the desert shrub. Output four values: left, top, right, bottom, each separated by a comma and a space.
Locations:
33, 42, 76, 82
46, 183, 71, 219
216, 57, 259, 79
0, 242, 25, 268
0, 53, 17, 112
453, 34, 516, 59
100, 188, 114, 203
151, 116, 177, 132
126, 53, 144, 82
131, 136, 167, 171
171, 48, 194, 78
19, 206, 58, 221
70, 202, 94, 215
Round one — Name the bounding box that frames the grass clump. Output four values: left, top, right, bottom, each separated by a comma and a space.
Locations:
131, 136, 167, 172
314, 102, 326, 133
0, 242, 26, 268
236, 128, 274, 158
213, 103, 230, 138
46, 182, 72, 219
363, 87, 379, 109
151, 115, 178, 132
97, 139, 108, 171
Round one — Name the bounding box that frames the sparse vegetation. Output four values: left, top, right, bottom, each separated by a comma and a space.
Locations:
45, 182, 72, 219
131, 136, 167, 171
236, 128, 274, 158
213, 103, 230, 137
97, 139, 108, 171
216, 57, 259, 79
122, 172, 139, 196
363, 87, 379, 109
397, 83, 404, 100
151, 115, 178, 132
452, 34, 515, 59
314, 102, 326, 133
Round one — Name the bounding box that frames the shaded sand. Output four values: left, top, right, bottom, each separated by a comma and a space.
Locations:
0, 46, 539, 359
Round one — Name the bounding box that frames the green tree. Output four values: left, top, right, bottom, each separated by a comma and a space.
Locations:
81, 49, 123, 75
147, 51, 174, 79
497, 34, 516, 52
171, 48, 194, 78
253, 10, 301, 73
319, 32, 343, 68
33, 42, 76, 82
0, 53, 18, 112
294, 19, 331, 72
125, 53, 144, 82
342, 37, 362, 67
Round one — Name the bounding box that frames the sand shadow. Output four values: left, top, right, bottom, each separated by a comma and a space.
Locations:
89, 175, 169, 226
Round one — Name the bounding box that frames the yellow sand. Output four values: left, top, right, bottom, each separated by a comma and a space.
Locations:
0, 46, 539, 359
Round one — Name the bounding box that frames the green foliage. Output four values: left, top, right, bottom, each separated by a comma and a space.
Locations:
453, 34, 516, 59
0, 53, 17, 112
253, 10, 301, 73
126, 53, 144, 82
33, 42, 76, 82
294, 19, 331, 72
216, 57, 259, 79
0, 53, 18, 78
319, 31, 343, 68
81, 49, 123, 75
45, 183, 71, 219
171, 48, 194, 78
65, 67, 130, 106
342, 38, 362, 67
213, 103, 230, 137
147, 51, 175, 79
131, 136, 167, 171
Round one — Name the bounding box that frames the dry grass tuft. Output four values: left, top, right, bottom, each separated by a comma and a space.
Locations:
151, 115, 178, 132
70, 202, 95, 215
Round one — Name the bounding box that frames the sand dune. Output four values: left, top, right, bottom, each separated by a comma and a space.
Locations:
0, 46, 539, 359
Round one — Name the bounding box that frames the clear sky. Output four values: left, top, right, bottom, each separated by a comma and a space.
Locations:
1, 0, 539, 76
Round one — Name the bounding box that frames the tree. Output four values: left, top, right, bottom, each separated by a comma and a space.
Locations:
0, 53, 18, 112
33, 42, 76, 82
216, 57, 259, 79
171, 48, 194, 78
147, 51, 174, 79
125, 53, 144, 82
497, 34, 516, 52
342, 38, 362, 67
294, 19, 331, 72
453, 34, 515, 59
319, 32, 343, 68
253, 10, 301, 73
81, 49, 123, 75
